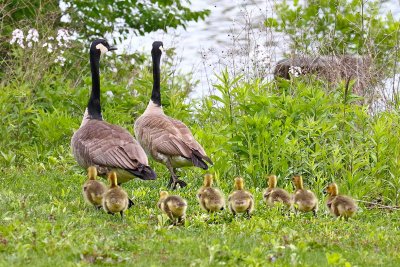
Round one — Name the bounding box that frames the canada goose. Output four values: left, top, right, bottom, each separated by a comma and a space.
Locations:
263, 175, 292, 208
102, 171, 131, 218
228, 177, 254, 218
197, 174, 225, 212
157, 191, 187, 225
82, 166, 107, 208
324, 183, 357, 219
292, 175, 318, 216
134, 41, 212, 189
71, 39, 156, 183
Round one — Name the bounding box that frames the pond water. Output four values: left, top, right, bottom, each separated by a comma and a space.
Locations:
117, 0, 400, 98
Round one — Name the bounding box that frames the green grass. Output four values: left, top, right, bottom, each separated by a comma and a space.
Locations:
1, 165, 399, 266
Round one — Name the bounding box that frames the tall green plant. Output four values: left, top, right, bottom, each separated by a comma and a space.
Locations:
265, 0, 400, 74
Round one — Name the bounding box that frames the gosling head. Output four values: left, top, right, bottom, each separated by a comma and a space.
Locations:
90, 39, 117, 57
324, 183, 338, 196
267, 175, 277, 188
159, 190, 169, 199
234, 177, 244, 190
87, 166, 97, 180
203, 173, 214, 187
108, 171, 118, 188
293, 175, 304, 190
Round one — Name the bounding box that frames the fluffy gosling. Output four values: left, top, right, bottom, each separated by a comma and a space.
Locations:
102, 172, 130, 218
292, 175, 318, 216
228, 177, 254, 218
82, 166, 107, 209
158, 191, 187, 225
263, 175, 292, 208
325, 183, 357, 220
197, 174, 225, 212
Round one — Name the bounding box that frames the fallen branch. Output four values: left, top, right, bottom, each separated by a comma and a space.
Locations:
355, 199, 400, 211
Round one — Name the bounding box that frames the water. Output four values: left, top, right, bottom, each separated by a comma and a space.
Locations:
116, 0, 400, 98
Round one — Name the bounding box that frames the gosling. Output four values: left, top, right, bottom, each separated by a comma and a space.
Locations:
292, 175, 318, 216
158, 191, 187, 225
228, 177, 254, 218
197, 174, 225, 212
325, 183, 357, 220
263, 175, 292, 208
82, 166, 107, 209
102, 172, 130, 218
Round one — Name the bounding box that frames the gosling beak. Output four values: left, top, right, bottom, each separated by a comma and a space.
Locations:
109, 46, 117, 51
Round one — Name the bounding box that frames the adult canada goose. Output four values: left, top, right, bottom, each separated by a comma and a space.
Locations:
134, 41, 212, 189
71, 39, 156, 183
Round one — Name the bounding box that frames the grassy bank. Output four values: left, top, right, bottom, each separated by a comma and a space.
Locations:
1, 166, 400, 266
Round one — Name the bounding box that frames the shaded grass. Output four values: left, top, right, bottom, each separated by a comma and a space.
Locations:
1, 165, 399, 266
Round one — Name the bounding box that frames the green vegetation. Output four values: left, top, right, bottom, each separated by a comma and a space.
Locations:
1, 0, 400, 266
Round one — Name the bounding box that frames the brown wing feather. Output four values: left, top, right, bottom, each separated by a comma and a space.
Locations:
72, 120, 148, 170
135, 114, 211, 163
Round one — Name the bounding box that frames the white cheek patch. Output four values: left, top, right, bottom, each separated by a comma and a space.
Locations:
159, 46, 164, 52
96, 43, 108, 55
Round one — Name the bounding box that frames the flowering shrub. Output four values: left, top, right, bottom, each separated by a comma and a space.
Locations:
9, 28, 74, 66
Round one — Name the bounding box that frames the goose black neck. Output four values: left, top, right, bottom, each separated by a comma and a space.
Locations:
88, 51, 102, 120
151, 51, 161, 106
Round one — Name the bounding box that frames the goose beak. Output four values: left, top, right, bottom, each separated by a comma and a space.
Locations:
109, 46, 117, 51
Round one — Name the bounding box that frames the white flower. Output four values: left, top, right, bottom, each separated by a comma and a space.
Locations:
111, 67, 118, 73
54, 55, 66, 66
10, 29, 25, 48
289, 66, 302, 77
46, 43, 53, 53
56, 29, 72, 47
26, 28, 39, 43
106, 91, 114, 98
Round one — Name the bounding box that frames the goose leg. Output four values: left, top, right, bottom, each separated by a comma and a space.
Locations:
128, 198, 134, 208
166, 162, 187, 189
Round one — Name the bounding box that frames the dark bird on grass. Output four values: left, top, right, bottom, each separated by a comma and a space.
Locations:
197, 174, 225, 212
228, 177, 254, 218
134, 41, 212, 189
82, 166, 107, 209
263, 175, 292, 209
71, 39, 156, 183
292, 175, 318, 216
157, 191, 187, 225
324, 183, 357, 220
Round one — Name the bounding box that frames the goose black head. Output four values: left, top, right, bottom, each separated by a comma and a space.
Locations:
151, 41, 164, 56
90, 39, 117, 56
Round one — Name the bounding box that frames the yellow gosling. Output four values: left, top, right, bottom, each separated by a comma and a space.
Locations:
197, 174, 225, 212
82, 166, 107, 209
158, 191, 187, 225
228, 177, 254, 218
292, 175, 318, 216
325, 183, 357, 220
102, 172, 130, 218
263, 175, 292, 208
